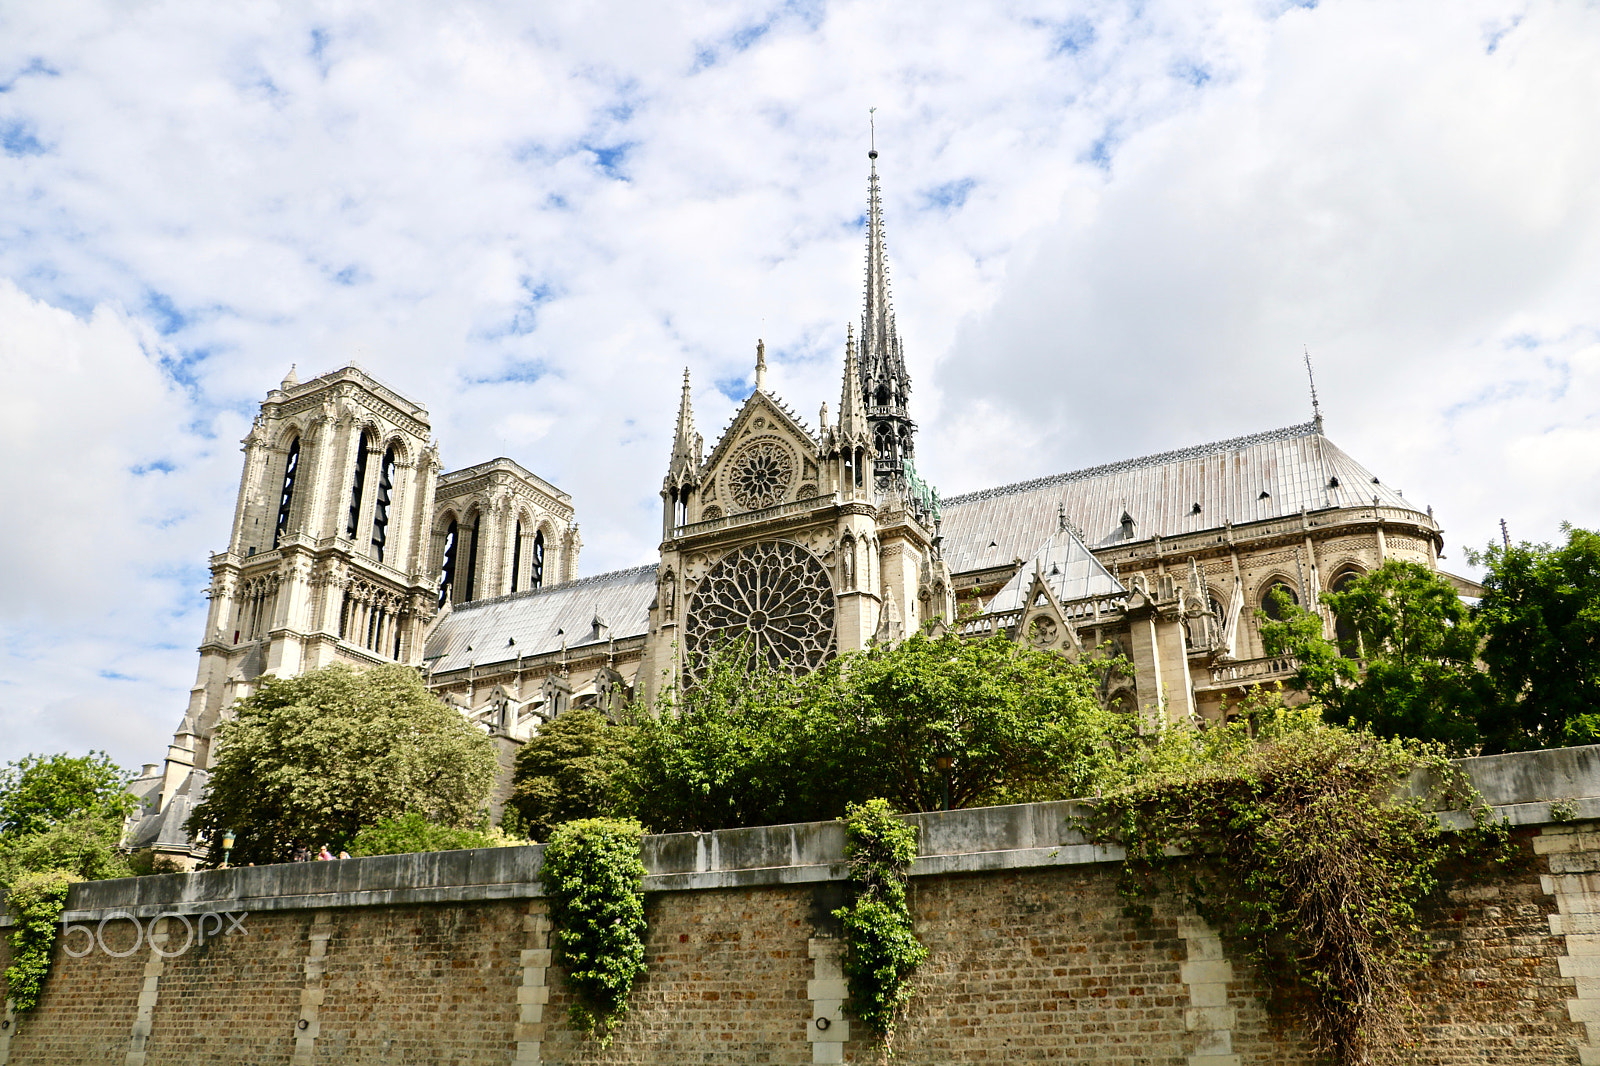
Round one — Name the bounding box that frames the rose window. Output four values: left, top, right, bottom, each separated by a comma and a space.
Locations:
728, 440, 795, 511
684, 540, 835, 679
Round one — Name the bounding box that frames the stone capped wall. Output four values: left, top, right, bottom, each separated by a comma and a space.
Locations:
4, 746, 1600, 1065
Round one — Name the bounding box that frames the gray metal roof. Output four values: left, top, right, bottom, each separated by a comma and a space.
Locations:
939, 423, 1421, 575
985, 532, 1126, 614
424, 564, 658, 674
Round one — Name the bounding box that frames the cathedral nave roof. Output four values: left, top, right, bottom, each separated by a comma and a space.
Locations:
424, 564, 658, 675
937, 422, 1422, 576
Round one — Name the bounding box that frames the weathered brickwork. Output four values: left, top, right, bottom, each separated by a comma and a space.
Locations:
540, 886, 815, 1064
3, 912, 144, 1065
891, 868, 1190, 1063
141, 909, 306, 1064
7, 794, 1600, 1064
312, 902, 524, 1062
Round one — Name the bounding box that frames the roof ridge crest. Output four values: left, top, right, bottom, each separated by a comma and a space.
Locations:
943, 423, 1320, 506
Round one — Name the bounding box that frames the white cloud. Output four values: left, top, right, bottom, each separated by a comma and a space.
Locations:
1, 0, 1596, 767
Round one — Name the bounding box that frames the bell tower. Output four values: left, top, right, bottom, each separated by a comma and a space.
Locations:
155, 365, 442, 828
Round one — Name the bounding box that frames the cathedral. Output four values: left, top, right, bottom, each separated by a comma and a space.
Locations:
129, 151, 1467, 861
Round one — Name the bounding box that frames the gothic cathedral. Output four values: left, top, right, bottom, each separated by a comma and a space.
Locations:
130, 151, 1466, 862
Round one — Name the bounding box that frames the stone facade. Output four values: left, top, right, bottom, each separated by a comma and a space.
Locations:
132, 149, 1473, 859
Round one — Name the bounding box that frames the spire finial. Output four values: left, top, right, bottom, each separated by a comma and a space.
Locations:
670, 367, 697, 466
754, 338, 767, 392
1304, 345, 1323, 432
869, 107, 877, 160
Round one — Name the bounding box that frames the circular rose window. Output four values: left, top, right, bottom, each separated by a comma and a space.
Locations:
684, 540, 835, 679
728, 440, 795, 511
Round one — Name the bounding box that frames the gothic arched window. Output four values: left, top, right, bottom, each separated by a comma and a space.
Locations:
438, 521, 459, 607
346, 433, 371, 539
1330, 568, 1364, 657
370, 445, 397, 564
273, 437, 300, 548
875, 384, 890, 407
1260, 580, 1300, 622
531, 529, 546, 590
511, 520, 524, 593
462, 513, 482, 602
874, 424, 892, 460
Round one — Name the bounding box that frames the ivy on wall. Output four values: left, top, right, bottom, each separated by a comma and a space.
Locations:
541, 817, 648, 1045
1094, 714, 1510, 1066
833, 799, 928, 1044
4, 869, 72, 1014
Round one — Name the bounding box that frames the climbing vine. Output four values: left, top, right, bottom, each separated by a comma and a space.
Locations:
833, 799, 928, 1044
541, 817, 648, 1044
4, 869, 73, 1014
1094, 713, 1510, 1066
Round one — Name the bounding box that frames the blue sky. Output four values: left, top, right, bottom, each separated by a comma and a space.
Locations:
2, 0, 1598, 770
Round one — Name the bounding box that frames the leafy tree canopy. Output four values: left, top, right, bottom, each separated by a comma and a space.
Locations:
509, 708, 636, 841
628, 643, 848, 832
0, 752, 136, 842
842, 631, 1133, 811
624, 632, 1128, 833
1472, 525, 1600, 752
1262, 560, 1488, 752
0, 752, 135, 887
187, 663, 498, 865
347, 812, 503, 856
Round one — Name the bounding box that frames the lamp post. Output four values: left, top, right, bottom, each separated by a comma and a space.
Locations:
933, 754, 954, 812
221, 829, 236, 869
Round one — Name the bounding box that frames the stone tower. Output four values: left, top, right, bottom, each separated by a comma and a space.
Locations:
156, 366, 442, 817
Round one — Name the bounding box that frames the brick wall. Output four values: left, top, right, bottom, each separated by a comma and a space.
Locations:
5, 758, 1600, 1066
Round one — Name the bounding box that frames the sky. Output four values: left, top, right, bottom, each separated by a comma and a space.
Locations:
2, 0, 1597, 771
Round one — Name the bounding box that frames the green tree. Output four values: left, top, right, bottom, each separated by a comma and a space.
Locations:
628, 644, 850, 832
1, 752, 138, 1013
628, 632, 1131, 831
1262, 560, 1487, 751
842, 632, 1132, 811
0, 752, 136, 885
508, 709, 636, 841
187, 663, 498, 865
347, 812, 500, 856
1472, 525, 1600, 752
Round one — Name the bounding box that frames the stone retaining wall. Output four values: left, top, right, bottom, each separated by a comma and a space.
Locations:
1, 746, 1599, 1064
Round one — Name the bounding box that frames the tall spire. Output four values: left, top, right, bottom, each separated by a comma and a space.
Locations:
839, 323, 869, 443
1303, 345, 1324, 433
862, 144, 896, 386
671, 367, 697, 466
857, 133, 915, 490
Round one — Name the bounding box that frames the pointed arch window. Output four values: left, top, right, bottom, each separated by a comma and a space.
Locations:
511, 521, 524, 593
273, 438, 300, 548
462, 513, 482, 602
370, 445, 397, 563
531, 529, 546, 590
438, 521, 459, 607
346, 434, 371, 539
1330, 568, 1364, 657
